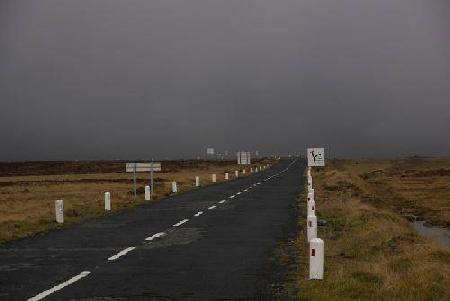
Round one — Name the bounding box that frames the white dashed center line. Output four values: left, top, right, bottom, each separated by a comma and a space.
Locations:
173, 219, 189, 227
108, 246, 136, 261
208, 205, 217, 210
194, 211, 203, 217
219, 200, 226, 204
229, 195, 235, 199
27, 271, 91, 301
145, 232, 166, 241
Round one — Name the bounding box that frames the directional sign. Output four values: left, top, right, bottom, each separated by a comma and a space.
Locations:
126, 162, 161, 172
206, 148, 215, 155
307, 148, 325, 167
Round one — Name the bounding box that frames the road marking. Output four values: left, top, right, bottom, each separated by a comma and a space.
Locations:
194, 211, 203, 217
236, 192, 242, 195
208, 205, 217, 210
243, 189, 248, 192
229, 195, 235, 199
108, 246, 136, 261
27, 271, 91, 301
173, 219, 189, 227
219, 200, 226, 204
145, 232, 166, 241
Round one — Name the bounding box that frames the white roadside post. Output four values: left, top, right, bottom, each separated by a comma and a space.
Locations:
105, 192, 111, 210
307, 215, 317, 241
251, 168, 253, 173
309, 238, 324, 279
307, 191, 315, 202
235, 170, 239, 178
212, 174, 217, 183
171, 181, 178, 193
145, 186, 151, 201
243, 169, 246, 174
195, 176, 200, 187
55, 200, 64, 223
225, 173, 229, 180
307, 199, 316, 216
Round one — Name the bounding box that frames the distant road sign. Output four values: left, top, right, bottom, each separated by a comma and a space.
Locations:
237, 151, 251, 165
206, 148, 215, 155
307, 148, 325, 167
126, 162, 161, 172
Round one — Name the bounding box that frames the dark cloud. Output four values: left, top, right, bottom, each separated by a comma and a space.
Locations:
1, 0, 449, 160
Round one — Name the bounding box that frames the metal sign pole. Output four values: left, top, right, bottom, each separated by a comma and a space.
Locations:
133, 163, 137, 200
150, 159, 154, 201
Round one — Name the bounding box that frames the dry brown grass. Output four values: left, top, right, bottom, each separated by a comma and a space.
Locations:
292, 158, 450, 301
0, 159, 274, 244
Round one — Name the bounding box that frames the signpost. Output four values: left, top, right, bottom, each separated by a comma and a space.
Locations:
237, 151, 251, 165
126, 162, 161, 200
307, 148, 325, 167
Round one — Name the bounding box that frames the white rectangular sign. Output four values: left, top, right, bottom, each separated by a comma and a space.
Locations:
126, 162, 162, 172
307, 148, 325, 167
237, 151, 251, 165
206, 148, 215, 155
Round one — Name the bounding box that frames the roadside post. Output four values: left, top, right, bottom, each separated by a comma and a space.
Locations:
212, 174, 216, 183
307, 191, 314, 202
145, 186, 151, 201
307, 215, 317, 241
105, 192, 111, 210
225, 173, 229, 180
307, 199, 316, 216
195, 176, 200, 187
55, 200, 64, 223
172, 181, 177, 193
309, 238, 324, 279
235, 170, 238, 178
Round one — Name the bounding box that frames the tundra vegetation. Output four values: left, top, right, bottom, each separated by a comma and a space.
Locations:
273, 157, 450, 301
0, 159, 273, 244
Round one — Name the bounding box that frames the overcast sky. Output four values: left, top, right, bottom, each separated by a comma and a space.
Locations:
1, 0, 449, 161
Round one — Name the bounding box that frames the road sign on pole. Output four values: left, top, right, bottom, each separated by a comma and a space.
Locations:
307, 148, 325, 167
126, 162, 162, 200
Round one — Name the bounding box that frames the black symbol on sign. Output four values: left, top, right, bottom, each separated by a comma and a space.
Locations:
311, 150, 322, 162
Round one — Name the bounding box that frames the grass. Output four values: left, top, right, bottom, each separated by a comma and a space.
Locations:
276, 157, 450, 301
0, 159, 274, 244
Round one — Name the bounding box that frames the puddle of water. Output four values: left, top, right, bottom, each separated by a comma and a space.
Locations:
412, 220, 450, 248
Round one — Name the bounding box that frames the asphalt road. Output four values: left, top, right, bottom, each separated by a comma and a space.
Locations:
0, 158, 304, 300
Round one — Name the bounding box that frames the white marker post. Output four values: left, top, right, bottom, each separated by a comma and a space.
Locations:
212, 174, 216, 183
250, 168, 253, 173
105, 192, 111, 210
145, 186, 151, 201
309, 238, 324, 279
171, 181, 177, 193
235, 170, 239, 178
55, 200, 64, 223
225, 173, 229, 180
307, 199, 316, 216
307, 191, 314, 202
243, 169, 246, 174
307, 215, 317, 241
195, 176, 200, 187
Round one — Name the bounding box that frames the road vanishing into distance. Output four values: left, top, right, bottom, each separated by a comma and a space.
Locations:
0, 159, 304, 300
